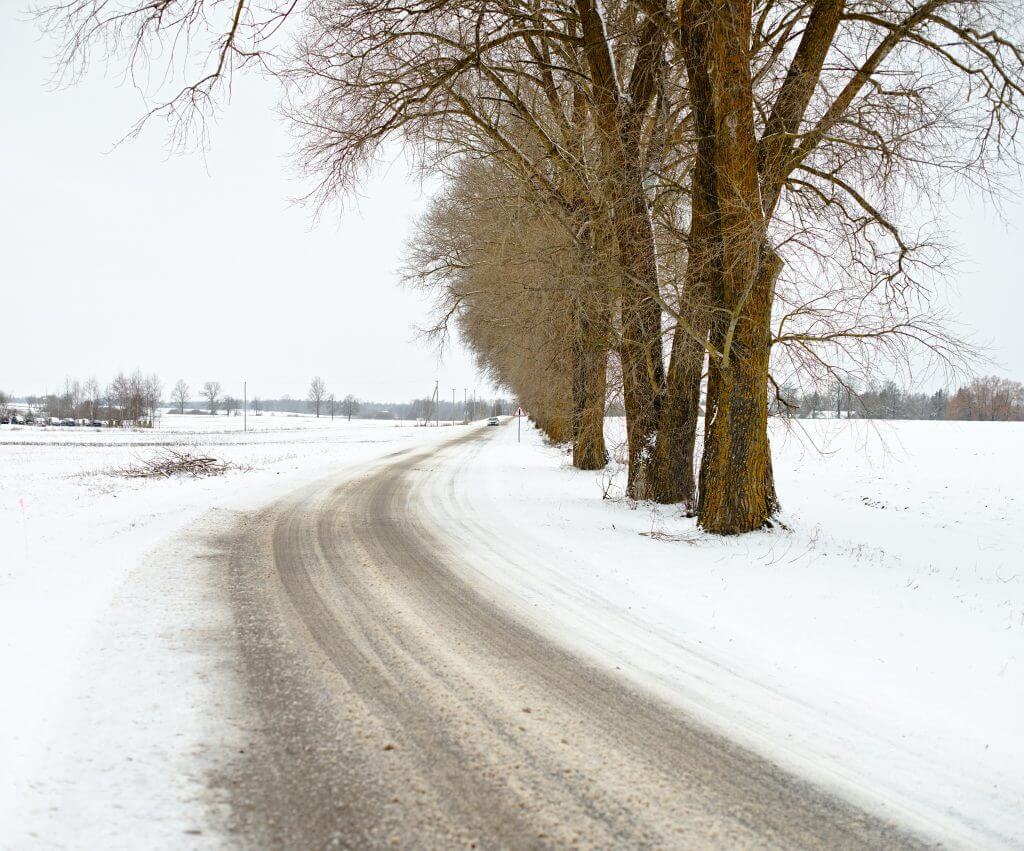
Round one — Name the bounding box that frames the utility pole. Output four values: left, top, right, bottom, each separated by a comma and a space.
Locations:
452, 388, 456, 426
434, 380, 439, 427
243, 381, 247, 433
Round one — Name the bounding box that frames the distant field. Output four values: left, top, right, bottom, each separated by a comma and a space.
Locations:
0, 411, 427, 446
159, 411, 417, 432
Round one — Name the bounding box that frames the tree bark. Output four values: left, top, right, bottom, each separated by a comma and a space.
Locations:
616, 170, 665, 499
652, 24, 718, 509
571, 295, 609, 470
699, 250, 782, 532
695, 0, 779, 534
575, 0, 665, 498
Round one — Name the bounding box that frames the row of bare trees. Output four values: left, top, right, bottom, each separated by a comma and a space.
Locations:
173, 380, 275, 416
39, 0, 1024, 531
168, 380, 231, 415
18, 372, 164, 425
946, 376, 1024, 420
308, 376, 361, 419
381, 0, 1016, 530
15, 377, 231, 422
779, 375, 1024, 420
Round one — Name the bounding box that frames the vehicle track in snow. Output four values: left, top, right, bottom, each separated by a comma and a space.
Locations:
216, 424, 930, 849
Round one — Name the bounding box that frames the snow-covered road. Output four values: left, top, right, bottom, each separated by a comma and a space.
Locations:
1, 414, 1021, 847
206, 423, 923, 849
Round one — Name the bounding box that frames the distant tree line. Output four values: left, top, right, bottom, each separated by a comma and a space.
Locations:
165, 381, 513, 422
8, 371, 163, 426
774, 375, 1024, 421
5, 371, 1020, 428
2, 371, 513, 428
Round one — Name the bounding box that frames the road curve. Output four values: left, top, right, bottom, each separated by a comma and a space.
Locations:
217, 425, 930, 850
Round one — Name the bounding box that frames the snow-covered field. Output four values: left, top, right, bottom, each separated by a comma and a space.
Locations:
424, 418, 1024, 848
0, 410, 398, 444
2, 414, 1021, 848
0, 415, 458, 848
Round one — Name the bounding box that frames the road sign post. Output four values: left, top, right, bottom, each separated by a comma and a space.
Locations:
515, 405, 524, 442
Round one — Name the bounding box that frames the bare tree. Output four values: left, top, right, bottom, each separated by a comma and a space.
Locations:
107, 373, 128, 425
201, 381, 221, 416
84, 377, 101, 420
60, 376, 81, 418
144, 374, 162, 425
100, 369, 158, 425
308, 376, 327, 418
172, 380, 190, 415
340, 394, 361, 422
224, 396, 239, 416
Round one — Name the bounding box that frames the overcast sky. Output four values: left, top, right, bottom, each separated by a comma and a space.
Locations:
3, 7, 1024, 402
1, 8, 485, 404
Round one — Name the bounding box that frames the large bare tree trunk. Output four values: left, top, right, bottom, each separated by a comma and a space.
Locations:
653, 314, 704, 507
653, 0, 842, 525
575, 0, 665, 499
694, 0, 779, 534
699, 251, 781, 531
608, 38, 665, 499
651, 195, 714, 507
689, 0, 843, 529
652, 28, 718, 508
616, 177, 665, 498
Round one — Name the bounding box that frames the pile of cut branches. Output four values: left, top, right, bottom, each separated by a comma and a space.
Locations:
114, 448, 240, 479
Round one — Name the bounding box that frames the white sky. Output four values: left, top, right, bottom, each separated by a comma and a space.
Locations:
1, 8, 485, 403
3, 7, 1024, 401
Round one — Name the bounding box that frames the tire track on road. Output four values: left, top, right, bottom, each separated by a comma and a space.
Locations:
218, 426, 931, 849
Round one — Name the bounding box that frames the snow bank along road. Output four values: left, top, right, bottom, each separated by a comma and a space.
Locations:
218, 424, 926, 849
